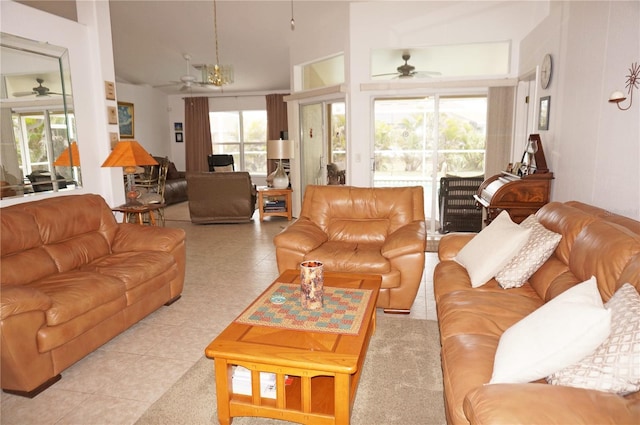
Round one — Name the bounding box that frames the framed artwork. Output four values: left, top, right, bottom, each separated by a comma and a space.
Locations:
117, 102, 134, 138
109, 132, 119, 149
175, 132, 183, 143
174, 122, 183, 132
538, 96, 550, 131
107, 106, 118, 125
104, 81, 116, 100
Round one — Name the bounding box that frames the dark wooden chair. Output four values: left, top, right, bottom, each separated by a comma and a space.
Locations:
438, 175, 484, 233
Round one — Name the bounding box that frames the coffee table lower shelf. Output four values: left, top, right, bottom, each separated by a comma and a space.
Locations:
217, 360, 366, 425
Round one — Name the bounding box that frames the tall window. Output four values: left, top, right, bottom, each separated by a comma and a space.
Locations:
209, 110, 267, 174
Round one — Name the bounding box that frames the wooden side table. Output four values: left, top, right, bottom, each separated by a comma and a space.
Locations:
257, 187, 292, 222
112, 203, 165, 226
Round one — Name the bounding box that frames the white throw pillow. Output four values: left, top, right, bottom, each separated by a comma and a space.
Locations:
547, 283, 640, 394
489, 276, 611, 384
455, 211, 531, 288
495, 215, 562, 289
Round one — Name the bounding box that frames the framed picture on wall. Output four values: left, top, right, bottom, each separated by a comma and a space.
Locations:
538, 96, 550, 131
175, 132, 183, 143
117, 102, 134, 138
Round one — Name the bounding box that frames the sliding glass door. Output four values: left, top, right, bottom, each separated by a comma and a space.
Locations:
373, 95, 487, 233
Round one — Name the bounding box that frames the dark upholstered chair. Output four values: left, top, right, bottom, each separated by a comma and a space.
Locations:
207, 154, 235, 172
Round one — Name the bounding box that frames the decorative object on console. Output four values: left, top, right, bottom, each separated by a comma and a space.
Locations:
101, 140, 158, 206
609, 62, 639, 111
300, 260, 324, 310
267, 138, 294, 189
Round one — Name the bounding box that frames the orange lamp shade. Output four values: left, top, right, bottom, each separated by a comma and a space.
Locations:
101, 140, 158, 173
53, 142, 81, 167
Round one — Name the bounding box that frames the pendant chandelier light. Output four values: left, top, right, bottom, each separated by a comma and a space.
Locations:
204, 0, 233, 87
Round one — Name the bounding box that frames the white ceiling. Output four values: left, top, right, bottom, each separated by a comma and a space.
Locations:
109, 0, 350, 95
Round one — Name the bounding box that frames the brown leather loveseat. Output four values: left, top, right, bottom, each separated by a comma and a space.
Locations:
0, 194, 186, 396
273, 185, 426, 313
434, 201, 640, 424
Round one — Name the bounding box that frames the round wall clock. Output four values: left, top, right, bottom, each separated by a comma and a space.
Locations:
540, 54, 553, 89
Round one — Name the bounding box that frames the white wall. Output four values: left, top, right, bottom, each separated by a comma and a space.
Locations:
0, 0, 119, 207
519, 1, 640, 218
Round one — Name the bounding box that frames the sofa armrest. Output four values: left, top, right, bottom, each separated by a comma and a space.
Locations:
381, 220, 426, 258
273, 218, 328, 254
438, 233, 476, 261
1, 285, 52, 320
112, 224, 186, 253
464, 383, 640, 425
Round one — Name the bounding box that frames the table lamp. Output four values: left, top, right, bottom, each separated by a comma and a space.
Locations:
102, 140, 158, 205
266, 139, 294, 189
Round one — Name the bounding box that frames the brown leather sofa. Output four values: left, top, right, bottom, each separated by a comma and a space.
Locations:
434, 201, 640, 424
186, 171, 257, 223
273, 185, 426, 313
0, 194, 186, 397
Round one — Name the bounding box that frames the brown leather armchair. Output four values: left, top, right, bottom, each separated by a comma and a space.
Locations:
273, 185, 426, 313
186, 172, 257, 223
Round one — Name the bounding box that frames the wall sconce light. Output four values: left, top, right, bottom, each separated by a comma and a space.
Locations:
609, 62, 639, 111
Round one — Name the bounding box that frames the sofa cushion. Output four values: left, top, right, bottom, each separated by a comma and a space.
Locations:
306, 241, 391, 277
496, 215, 562, 289
455, 211, 531, 287
547, 283, 640, 395
29, 272, 126, 326
490, 276, 611, 384
81, 251, 175, 291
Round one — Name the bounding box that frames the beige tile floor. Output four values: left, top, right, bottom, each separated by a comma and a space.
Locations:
0, 203, 439, 425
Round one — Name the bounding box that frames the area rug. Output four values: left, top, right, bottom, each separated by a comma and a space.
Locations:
135, 316, 445, 425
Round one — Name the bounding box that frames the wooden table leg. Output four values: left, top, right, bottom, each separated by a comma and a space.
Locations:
334, 373, 351, 424
214, 358, 232, 425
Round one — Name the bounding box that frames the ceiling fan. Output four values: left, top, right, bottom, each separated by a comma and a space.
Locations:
12, 78, 64, 97
373, 53, 441, 79
156, 54, 219, 92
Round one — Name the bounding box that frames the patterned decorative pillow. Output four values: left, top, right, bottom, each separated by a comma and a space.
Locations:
547, 283, 640, 395
495, 215, 562, 289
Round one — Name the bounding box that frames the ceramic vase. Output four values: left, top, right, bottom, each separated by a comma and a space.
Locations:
300, 260, 323, 310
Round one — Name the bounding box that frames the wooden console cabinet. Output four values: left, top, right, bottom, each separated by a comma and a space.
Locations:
474, 172, 554, 225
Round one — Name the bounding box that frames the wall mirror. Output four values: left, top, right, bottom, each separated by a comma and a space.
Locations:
0, 32, 81, 200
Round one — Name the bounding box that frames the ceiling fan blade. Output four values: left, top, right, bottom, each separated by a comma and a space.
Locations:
12, 91, 36, 97
372, 72, 400, 77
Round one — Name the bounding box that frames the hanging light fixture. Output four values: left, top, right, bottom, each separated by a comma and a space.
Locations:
290, 0, 295, 31
203, 0, 233, 87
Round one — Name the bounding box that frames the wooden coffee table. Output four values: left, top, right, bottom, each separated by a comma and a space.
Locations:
205, 269, 381, 425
